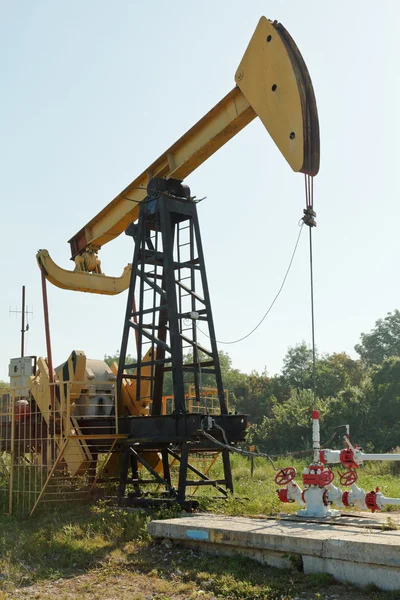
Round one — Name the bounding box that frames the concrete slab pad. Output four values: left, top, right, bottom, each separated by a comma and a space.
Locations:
147, 513, 400, 591
279, 510, 400, 530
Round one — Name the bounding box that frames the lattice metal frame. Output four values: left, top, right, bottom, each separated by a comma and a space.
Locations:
116, 178, 236, 506
117, 178, 227, 415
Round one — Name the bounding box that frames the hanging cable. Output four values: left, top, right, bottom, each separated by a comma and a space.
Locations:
308, 223, 317, 406
302, 173, 317, 407
196, 221, 304, 345
200, 419, 348, 468
200, 418, 279, 470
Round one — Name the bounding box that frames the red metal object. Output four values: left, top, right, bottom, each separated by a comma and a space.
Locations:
312, 410, 320, 419
322, 490, 328, 506
14, 399, 30, 421
302, 465, 334, 487
365, 488, 380, 513
340, 448, 359, 470
277, 488, 291, 503
342, 491, 350, 507
319, 450, 326, 464
69, 229, 87, 260
338, 470, 358, 487
274, 467, 297, 486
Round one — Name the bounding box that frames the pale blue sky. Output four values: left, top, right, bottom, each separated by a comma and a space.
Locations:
1, 1, 399, 381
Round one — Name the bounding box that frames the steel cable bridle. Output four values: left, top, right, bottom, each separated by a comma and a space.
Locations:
304, 173, 317, 408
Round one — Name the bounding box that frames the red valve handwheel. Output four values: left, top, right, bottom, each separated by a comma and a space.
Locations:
274, 467, 297, 486
319, 467, 335, 487
338, 470, 358, 487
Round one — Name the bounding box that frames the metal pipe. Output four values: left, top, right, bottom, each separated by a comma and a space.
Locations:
40, 268, 54, 409
8, 391, 15, 514
312, 410, 320, 463
362, 453, 400, 462
379, 496, 400, 506
323, 449, 400, 464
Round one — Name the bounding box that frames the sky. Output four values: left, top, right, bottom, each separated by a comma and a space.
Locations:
1, 1, 399, 381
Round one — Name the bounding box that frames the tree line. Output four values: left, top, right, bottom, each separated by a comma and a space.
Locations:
2, 310, 399, 455
104, 310, 400, 454
220, 310, 400, 454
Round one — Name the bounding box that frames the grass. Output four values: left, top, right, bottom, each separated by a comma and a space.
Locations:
0, 455, 399, 599
0, 504, 398, 600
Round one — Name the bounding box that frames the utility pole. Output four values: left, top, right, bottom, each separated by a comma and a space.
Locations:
21, 285, 25, 357
9, 285, 32, 357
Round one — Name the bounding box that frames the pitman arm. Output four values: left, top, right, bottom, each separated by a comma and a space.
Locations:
38, 16, 320, 295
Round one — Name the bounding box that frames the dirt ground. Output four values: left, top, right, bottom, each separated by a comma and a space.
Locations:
6, 571, 393, 600
3, 543, 398, 600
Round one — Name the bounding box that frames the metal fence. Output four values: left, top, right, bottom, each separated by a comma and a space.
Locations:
0, 381, 120, 516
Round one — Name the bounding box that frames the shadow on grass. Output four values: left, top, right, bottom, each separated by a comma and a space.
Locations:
121, 539, 397, 600
0, 503, 156, 590
0, 502, 398, 600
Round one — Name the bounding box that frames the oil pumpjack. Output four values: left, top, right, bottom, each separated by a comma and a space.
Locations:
2, 17, 319, 514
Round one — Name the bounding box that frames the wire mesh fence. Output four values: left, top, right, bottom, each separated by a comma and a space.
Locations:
0, 380, 120, 516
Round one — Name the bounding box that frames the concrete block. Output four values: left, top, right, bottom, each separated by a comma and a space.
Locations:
147, 514, 400, 591
303, 555, 400, 591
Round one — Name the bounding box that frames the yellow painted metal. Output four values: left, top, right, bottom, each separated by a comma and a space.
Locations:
36, 249, 132, 295
236, 17, 314, 174
66, 350, 86, 400
38, 16, 319, 295
29, 357, 91, 476
187, 385, 229, 414
68, 87, 254, 258
28, 352, 119, 478
192, 452, 220, 496
111, 348, 153, 417
108, 350, 163, 475
161, 387, 228, 415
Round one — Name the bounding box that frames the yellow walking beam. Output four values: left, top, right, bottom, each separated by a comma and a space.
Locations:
39, 16, 319, 295
69, 86, 255, 257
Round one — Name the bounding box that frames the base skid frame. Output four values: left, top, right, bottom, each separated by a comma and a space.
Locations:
119, 413, 247, 446
116, 413, 248, 508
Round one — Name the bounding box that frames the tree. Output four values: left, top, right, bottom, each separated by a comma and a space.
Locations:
0, 381, 9, 396
368, 357, 400, 449
282, 343, 313, 389
355, 310, 400, 365
253, 388, 316, 454
104, 351, 136, 373
175, 350, 248, 408
282, 344, 366, 400
314, 352, 364, 399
